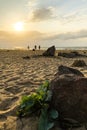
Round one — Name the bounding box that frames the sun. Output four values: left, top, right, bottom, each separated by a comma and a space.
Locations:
14, 22, 24, 31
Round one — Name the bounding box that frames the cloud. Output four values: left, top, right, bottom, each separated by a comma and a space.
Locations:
27, 0, 38, 8
0, 30, 87, 43
61, 8, 87, 24
0, 30, 87, 49
82, 0, 86, 2
30, 7, 55, 22
44, 30, 87, 41
0, 31, 43, 41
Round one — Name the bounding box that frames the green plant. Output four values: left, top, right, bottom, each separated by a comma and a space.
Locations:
17, 81, 58, 130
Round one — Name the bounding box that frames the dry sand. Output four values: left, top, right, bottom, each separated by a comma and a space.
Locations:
0, 49, 87, 130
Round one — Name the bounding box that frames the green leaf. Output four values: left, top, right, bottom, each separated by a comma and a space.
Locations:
17, 81, 58, 130
43, 81, 49, 90
37, 81, 49, 93
49, 109, 58, 119
46, 122, 54, 130
45, 90, 52, 102
38, 109, 54, 130
21, 95, 30, 104
38, 109, 47, 130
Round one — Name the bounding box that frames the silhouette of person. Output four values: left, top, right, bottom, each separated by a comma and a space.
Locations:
34, 45, 37, 50
27, 45, 29, 50
38, 45, 41, 50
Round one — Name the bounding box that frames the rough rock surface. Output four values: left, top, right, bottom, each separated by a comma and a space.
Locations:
22, 56, 30, 59
43, 46, 55, 56
50, 65, 87, 123
72, 60, 87, 67
58, 51, 85, 58
56, 65, 84, 76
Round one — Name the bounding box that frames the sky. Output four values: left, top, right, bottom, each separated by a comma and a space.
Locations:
0, 0, 87, 49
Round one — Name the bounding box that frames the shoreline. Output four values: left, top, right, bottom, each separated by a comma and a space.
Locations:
1, 46, 87, 51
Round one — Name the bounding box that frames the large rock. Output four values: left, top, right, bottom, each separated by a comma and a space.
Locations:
72, 60, 87, 67
50, 65, 87, 123
43, 46, 55, 56
58, 51, 83, 58
56, 65, 84, 76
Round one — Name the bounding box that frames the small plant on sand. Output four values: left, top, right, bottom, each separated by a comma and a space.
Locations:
17, 81, 58, 130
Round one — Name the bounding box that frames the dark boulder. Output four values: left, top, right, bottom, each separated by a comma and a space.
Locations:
22, 56, 30, 59
58, 51, 81, 58
43, 46, 55, 56
71, 51, 79, 55
56, 65, 84, 77
72, 60, 86, 67
50, 65, 87, 123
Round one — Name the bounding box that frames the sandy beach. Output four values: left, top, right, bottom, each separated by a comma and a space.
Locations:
0, 49, 87, 130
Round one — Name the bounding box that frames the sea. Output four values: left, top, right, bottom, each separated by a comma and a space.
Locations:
0, 46, 87, 50
41, 46, 87, 50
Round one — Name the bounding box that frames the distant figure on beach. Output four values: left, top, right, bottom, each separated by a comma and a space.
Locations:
32, 49, 35, 51
38, 45, 41, 50
34, 45, 37, 50
27, 45, 29, 50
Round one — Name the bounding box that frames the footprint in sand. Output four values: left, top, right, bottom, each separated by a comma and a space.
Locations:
0, 97, 18, 111
0, 115, 7, 122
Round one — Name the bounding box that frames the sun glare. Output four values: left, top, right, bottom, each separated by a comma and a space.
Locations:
14, 22, 24, 31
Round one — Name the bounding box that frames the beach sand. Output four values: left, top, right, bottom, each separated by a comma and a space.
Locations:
0, 49, 87, 130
